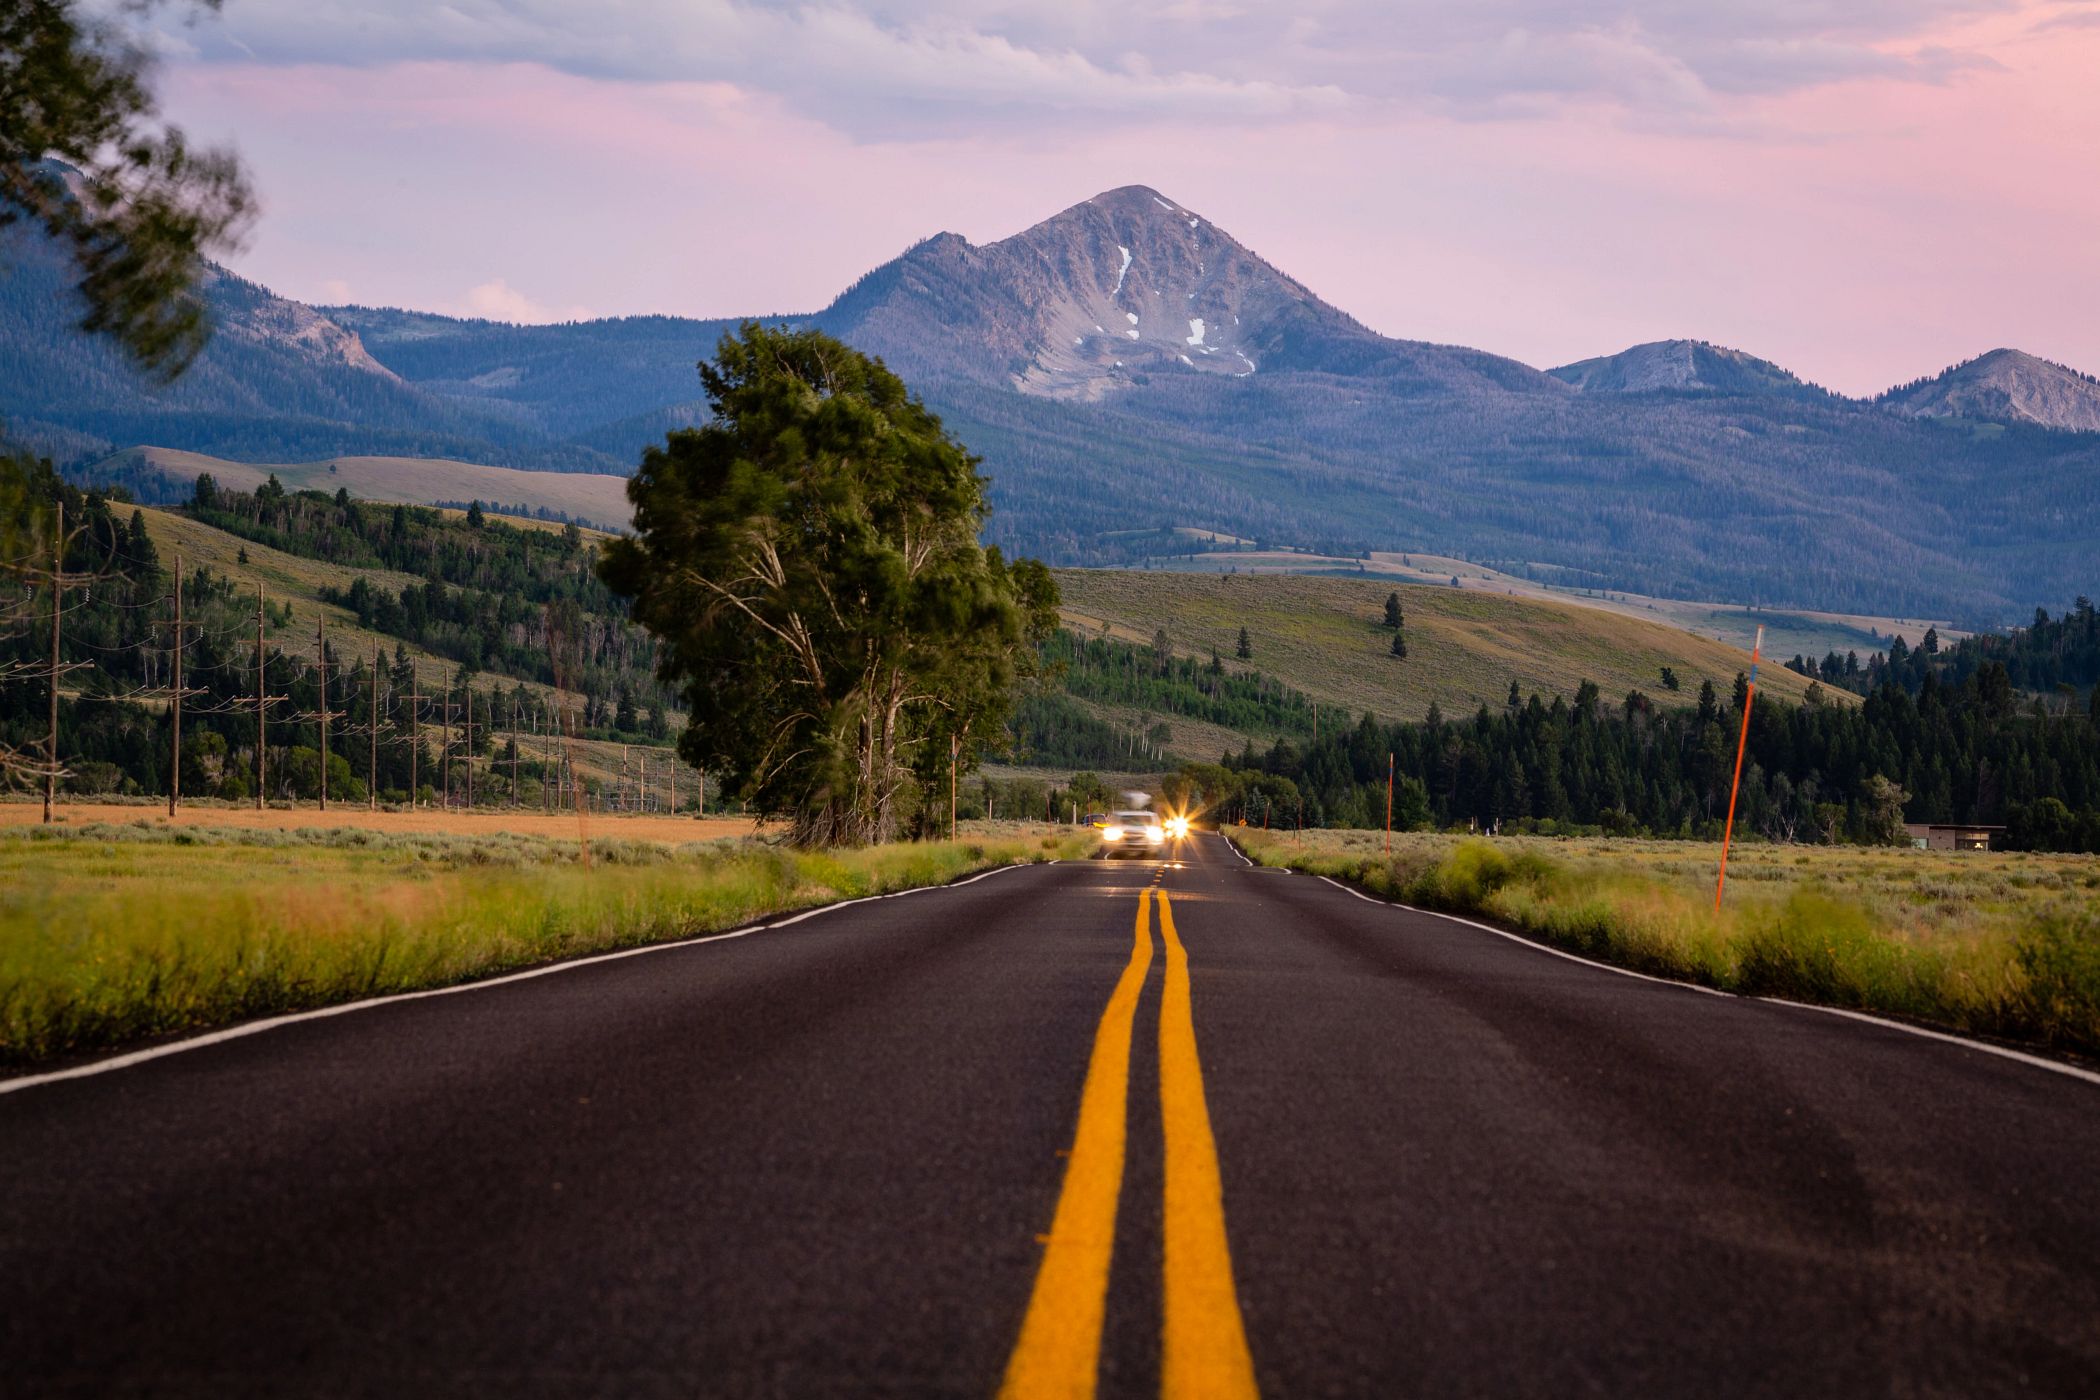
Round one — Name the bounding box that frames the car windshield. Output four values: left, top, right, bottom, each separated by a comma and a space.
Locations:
1114, 811, 1159, 826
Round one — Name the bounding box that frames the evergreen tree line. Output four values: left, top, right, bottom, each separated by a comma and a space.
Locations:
187, 474, 672, 711
1789, 598, 2100, 709
1194, 666, 2100, 851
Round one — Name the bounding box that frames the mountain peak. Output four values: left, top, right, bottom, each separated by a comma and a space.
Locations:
820, 183, 1553, 401
1879, 348, 2100, 432
1549, 340, 1818, 397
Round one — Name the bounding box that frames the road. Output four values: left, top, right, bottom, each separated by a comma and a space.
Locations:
4, 832, 2098, 1396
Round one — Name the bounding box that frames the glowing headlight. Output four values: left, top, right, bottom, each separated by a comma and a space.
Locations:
1165, 816, 1189, 838
1144, 826, 1165, 843
1103, 825, 1125, 841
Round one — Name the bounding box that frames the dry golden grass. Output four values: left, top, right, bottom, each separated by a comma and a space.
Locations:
1056, 569, 1829, 723
0, 799, 761, 844
1239, 828, 2100, 1056
0, 820, 1087, 1066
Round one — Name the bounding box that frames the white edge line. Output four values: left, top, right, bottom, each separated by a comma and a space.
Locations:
1755, 997, 2100, 1089
1308, 873, 2100, 1091
0, 859, 1046, 1097
1312, 875, 1727, 996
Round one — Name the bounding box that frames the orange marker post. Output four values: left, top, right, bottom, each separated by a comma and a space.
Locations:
1384, 752, 1395, 855
1715, 624, 1764, 912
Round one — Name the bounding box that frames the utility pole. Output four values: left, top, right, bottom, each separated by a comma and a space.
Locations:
464, 687, 474, 810
511, 699, 520, 807
168, 552, 182, 817
44, 500, 61, 824
442, 693, 452, 807
370, 640, 380, 811
409, 668, 420, 808
950, 732, 959, 840
243, 588, 287, 811
316, 616, 329, 810
255, 584, 266, 809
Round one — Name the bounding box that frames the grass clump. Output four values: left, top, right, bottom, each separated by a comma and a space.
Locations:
1239, 830, 2100, 1058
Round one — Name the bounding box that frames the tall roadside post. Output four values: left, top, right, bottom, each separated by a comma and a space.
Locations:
1385, 751, 1395, 855
1715, 625, 1765, 912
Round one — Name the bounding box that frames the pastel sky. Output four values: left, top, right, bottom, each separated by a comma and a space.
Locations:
129, 0, 2100, 396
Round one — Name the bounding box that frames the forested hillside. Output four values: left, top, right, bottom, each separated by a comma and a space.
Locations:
0, 467, 680, 806
1195, 668, 2100, 852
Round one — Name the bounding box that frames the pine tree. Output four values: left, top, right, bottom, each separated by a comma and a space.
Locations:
1236, 626, 1252, 660
1383, 592, 1403, 629
1390, 630, 1408, 659
1507, 680, 1521, 708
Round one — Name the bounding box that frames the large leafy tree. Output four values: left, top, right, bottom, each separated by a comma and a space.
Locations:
601, 323, 1059, 846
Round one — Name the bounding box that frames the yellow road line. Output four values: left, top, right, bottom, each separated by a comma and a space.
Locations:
1156, 890, 1260, 1399
999, 889, 1156, 1400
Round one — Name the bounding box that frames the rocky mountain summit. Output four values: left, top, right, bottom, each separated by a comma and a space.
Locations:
1878, 348, 2100, 433
821, 185, 1550, 401
1549, 340, 1822, 399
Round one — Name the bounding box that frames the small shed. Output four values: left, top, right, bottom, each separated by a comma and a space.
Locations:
1903, 823, 2004, 852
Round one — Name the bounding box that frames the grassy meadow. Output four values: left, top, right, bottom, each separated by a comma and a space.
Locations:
1238, 829, 2100, 1058
111, 446, 634, 529
1054, 569, 1828, 724
0, 819, 1084, 1068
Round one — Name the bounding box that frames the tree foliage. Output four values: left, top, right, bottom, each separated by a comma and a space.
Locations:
1, 0, 251, 378
601, 324, 1057, 845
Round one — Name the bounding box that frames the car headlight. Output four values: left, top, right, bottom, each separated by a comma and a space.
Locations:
1165, 816, 1189, 838
1145, 826, 1164, 843
1103, 825, 1125, 841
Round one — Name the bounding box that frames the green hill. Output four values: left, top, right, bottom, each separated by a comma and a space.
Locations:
1053, 569, 1829, 727
86, 446, 633, 531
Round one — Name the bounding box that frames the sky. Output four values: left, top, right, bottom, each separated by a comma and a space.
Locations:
126, 0, 2100, 396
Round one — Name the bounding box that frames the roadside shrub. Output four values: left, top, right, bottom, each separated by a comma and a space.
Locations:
2014, 910, 2100, 1054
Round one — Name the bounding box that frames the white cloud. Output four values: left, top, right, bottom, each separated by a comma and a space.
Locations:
133, 0, 2011, 135
455, 278, 590, 324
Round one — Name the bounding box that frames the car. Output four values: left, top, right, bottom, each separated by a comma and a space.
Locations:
1084, 812, 1108, 829
1099, 809, 1166, 857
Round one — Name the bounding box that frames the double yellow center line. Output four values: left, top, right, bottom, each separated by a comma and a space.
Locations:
999, 889, 1258, 1399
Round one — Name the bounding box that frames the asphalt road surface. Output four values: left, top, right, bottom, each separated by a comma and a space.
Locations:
5, 831, 2098, 1397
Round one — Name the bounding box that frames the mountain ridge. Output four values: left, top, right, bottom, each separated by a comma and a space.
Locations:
8, 179, 2100, 621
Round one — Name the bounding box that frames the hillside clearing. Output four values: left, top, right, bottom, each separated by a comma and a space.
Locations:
1055, 570, 1830, 723
103, 447, 634, 530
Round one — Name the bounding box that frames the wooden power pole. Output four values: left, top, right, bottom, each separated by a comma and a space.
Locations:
370, 640, 381, 811
255, 585, 266, 809
167, 552, 182, 817
316, 616, 329, 810
43, 500, 61, 824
